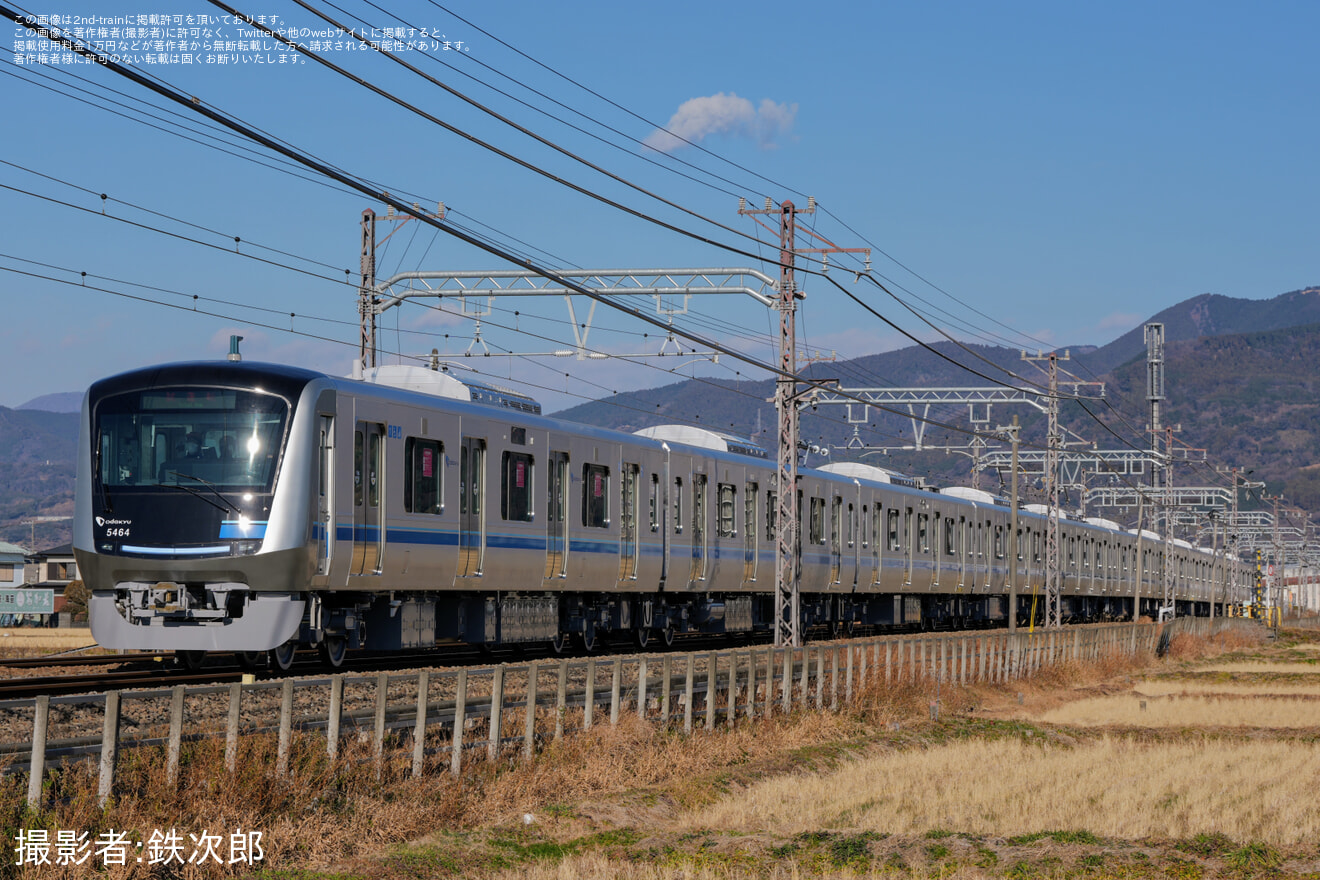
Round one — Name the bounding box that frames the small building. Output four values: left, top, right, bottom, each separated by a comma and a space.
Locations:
20, 543, 79, 627
25, 542, 77, 587
0, 541, 31, 626
0, 541, 26, 589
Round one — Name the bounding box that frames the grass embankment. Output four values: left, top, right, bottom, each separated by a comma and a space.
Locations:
5, 622, 1320, 878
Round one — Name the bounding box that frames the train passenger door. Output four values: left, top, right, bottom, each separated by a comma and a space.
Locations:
544, 450, 569, 579
352, 421, 385, 576
829, 497, 843, 585
689, 474, 707, 584
619, 463, 639, 581
459, 437, 486, 577
316, 414, 334, 576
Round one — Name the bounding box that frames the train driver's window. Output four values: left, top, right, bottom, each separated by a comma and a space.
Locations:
404, 437, 444, 515
583, 463, 610, 528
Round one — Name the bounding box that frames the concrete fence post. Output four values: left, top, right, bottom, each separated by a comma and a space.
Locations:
610, 657, 621, 725
684, 654, 695, 734
707, 652, 718, 730
725, 653, 737, 727
523, 664, 538, 761
166, 685, 186, 787
488, 666, 505, 762
27, 695, 49, 808
584, 658, 596, 730
661, 656, 673, 727
98, 691, 121, 808
638, 657, 649, 720
815, 648, 825, 710
413, 670, 430, 779
781, 647, 793, 713
450, 669, 466, 778
372, 674, 387, 779
555, 661, 568, 741
845, 644, 855, 703
830, 646, 840, 711
327, 674, 343, 761
225, 683, 241, 772
278, 680, 295, 777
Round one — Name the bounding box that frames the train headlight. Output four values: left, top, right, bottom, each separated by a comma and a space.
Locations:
231, 540, 262, 556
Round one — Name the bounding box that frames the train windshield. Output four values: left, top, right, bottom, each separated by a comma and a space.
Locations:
95, 387, 289, 492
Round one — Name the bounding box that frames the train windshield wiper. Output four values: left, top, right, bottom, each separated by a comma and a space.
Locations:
162, 472, 238, 515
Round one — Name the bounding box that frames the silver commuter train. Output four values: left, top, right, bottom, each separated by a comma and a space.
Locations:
74, 360, 1250, 668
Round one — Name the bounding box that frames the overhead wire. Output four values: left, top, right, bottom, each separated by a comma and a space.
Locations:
5, 6, 1209, 482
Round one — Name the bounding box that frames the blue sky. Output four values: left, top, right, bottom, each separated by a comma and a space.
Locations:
2, 0, 1317, 412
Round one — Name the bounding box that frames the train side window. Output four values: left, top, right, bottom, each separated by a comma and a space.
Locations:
917, 513, 929, 554
831, 497, 843, 549
404, 437, 444, 515
717, 483, 736, 538
765, 490, 777, 541
649, 474, 660, 532
994, 525, 1005, 559
367, 432, 381, 508
861, 505, 869, 549
745, 482, 758, 542
354, 430, 364, 507
846, 503, 855, 549
582, 463, 610, 528
501, 451, 534, 522
887, 509, 900, 552
944, 517, 957, 556
1032, 531, 1041, 563
809, 497, 825, 545
1016, 528, 1023, 561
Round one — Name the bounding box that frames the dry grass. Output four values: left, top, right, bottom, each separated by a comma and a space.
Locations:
1134, 679, 1320, 696
684, 736, 1320, 845
1038, 693, 1320, 727
0, 628, 98, 654
1191, 661, 1320, 674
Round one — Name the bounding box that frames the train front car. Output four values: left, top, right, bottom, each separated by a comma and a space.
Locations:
74, 362, 324, 663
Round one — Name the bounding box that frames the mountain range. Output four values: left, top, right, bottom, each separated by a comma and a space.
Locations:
3, 285, 1318, 548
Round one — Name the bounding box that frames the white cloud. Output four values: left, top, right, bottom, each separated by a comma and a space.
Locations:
643, 92, 798, 153
1096, 311, 1142, 332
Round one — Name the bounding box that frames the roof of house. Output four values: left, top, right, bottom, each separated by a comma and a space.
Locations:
0, 541, 28, 557
31, 542, 74, 558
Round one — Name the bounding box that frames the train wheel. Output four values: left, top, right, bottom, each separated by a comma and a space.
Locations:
177, 650, 206, 670
320, 636, 347, 668
270, 641, 297, 672
634, 627, 650, 649
659, 625, 675, 648
577, 627, 599, 653
239, 651, 266, 669
550, 632, 568, 655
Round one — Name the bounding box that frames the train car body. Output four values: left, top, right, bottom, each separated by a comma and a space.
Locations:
73, 360, 1252, 665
